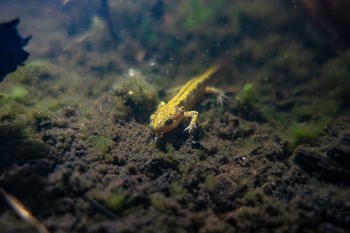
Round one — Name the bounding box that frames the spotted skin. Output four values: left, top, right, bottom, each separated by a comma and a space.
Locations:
150, 65, 225, 137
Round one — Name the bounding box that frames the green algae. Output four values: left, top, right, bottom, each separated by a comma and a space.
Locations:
244, 188, 264, 205
0, 59, 70, 134
235, 137, 256, 150
0, 86, 29, 106
90, 188, 129, 213
236, 83, 272, 108
233, 74, 340, 150
0, 88, 65, 130
205, 173, 216, 191
165, 142, 175, 154
286, 121, 327, 149
268, 46, 314, 80
138, 19, 158, 44
23, 98, 66, 126
87, 135, 113, 159
170, 181, 186, 196
36, 98, 64, 112
0, 1, 349, 232
150, 192, 168, 210
4, 65, 38, 84
280, 99, 338, 149
291, 100, 338, 122
81, 106, 93, 119
112, 69, 158, 122
321, 51, 350, 108
235, 82, 274, 123
183, 0, 226, 29
9, 86, 29, 103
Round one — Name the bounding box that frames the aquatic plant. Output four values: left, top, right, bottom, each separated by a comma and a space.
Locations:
235, 83, 255, 105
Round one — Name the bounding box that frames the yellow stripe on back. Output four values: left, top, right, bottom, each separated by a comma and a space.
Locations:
168, 65, 220, 107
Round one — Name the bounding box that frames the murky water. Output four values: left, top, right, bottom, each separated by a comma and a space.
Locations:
0, 1, 349, 232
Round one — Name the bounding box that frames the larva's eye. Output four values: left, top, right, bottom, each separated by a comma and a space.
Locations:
164, 118, 173, 126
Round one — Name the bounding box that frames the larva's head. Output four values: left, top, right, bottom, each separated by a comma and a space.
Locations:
149, 106, 184, 135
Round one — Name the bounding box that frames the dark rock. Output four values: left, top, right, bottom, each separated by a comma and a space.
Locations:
327, 132, 350, 170
0, 19, 31, 81
294, 148, 350, 185
144, 158, 178, 180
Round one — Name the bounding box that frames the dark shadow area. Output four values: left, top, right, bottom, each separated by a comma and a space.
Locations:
0, 123, 49, 173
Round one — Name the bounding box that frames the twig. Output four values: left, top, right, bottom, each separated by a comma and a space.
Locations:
0, 186, 50, 233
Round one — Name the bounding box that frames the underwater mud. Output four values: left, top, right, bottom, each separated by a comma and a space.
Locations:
0, 0, 350, 233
